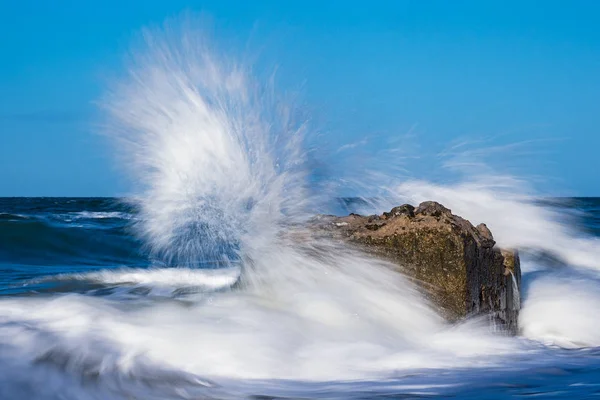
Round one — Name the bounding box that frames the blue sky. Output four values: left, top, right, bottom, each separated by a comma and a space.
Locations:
1, 0, 599, 196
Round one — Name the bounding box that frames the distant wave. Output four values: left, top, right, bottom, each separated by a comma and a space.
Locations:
0, 213, 29, 221
0, 213, 142, 266
68, 211, 132, 220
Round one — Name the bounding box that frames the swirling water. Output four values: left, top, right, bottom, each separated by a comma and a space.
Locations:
2, 199, 600, 399
3, 21, 600, 399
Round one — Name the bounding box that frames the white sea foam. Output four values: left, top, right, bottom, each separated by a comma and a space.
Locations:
387, 179, 600, 347
71, 211, 131, 219
520, 271, 600, 348
45, 267, 241, 291
0, 251, 528, 384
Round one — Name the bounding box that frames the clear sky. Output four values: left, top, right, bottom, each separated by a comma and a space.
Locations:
1, 0, 599, 196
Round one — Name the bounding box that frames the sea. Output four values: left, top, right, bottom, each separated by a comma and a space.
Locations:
2, 197, 600, 399
3, 19, 600, 400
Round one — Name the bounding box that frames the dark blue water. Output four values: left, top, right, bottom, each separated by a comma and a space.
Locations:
2, 197, 600, 399
0, 198, 146, 296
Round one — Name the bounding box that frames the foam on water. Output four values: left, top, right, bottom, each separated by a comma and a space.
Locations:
520, 270, 600, 348
387, 179, 600, 347
70, 211, 131, 220
0, 250, 530, 383
31, 267, 241, 291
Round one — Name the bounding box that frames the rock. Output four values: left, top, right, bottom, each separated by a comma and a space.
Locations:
383, 204, 415, 218
314, 201, 522, 334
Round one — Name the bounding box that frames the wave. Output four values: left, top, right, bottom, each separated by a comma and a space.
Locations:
379, 179, 600, 347
0, 213, 30, 221
29, 266, 241, 294
0, 216, 142, 266
0, 251, 529, 381
64, 211, 132, 220
519, 269, 600, 348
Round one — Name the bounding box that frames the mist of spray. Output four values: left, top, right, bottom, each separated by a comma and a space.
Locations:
102, 20, 310, 267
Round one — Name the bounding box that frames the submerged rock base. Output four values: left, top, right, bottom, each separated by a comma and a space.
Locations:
314, 201, 521, 334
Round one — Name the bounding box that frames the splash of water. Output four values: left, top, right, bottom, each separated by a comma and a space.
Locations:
102, 20, 309, 267
98, 16, 600, 367
98, 17, 538, 380
510, 271, 520, 311
385, 178, 600, 347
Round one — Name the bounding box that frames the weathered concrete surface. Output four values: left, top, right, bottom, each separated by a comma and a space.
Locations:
313, 201, 521, 333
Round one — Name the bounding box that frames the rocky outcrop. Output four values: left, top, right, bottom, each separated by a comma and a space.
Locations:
314, 201, 521, 334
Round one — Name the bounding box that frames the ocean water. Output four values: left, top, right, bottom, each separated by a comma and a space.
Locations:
2, 197, 600, 399
4, 19, 600, 399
